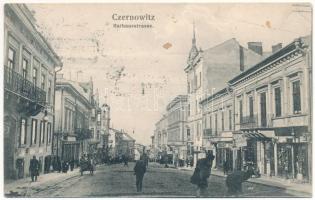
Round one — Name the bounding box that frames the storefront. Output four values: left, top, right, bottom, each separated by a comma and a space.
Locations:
62, 141, 80, 162
274, 126, 310, 181
277, 141, 309, 180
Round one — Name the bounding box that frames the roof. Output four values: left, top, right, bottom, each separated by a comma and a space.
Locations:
8, 4, 62, 67
228, 36, 311, 85
200, 87, 232, 105
166, 95, 188, 111
56, 78, 92, 108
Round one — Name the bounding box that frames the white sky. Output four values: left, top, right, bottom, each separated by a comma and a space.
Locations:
28, 3, 311, 145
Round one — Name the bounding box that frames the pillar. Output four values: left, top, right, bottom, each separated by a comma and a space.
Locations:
274, 142, 278, 176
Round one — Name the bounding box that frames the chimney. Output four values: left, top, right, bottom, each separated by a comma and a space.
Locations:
272, 43, 282, 53
247, 42, 263, 55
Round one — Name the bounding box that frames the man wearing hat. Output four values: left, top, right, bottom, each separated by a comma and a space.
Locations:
134, 154, 147, 192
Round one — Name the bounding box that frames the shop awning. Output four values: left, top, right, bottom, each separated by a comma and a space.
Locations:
243, 131, 270, 140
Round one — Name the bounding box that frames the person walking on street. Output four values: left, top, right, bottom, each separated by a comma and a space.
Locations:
190, 151, 215, 197
70, 159, 75, 171
223, 160, 229, 175
29, 156, 40, 182
134, 155, 147, 193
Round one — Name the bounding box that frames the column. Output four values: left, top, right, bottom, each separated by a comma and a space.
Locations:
274, 142, 278, 176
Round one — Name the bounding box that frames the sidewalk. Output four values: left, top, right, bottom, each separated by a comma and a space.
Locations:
178, 166, 312, 196
4, 168, 80, 197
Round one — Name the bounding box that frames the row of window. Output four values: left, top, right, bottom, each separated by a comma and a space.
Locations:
7, 47, 53, 104
19, 118, 52, 147
203, 109, 233, 136
238, 80, 301, 124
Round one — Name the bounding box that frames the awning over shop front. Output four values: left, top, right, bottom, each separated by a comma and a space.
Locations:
243, 131, 270, 140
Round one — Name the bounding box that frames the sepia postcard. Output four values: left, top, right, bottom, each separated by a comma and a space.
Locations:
2, 1, 313, 198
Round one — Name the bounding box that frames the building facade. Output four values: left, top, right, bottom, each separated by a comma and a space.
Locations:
229, 36, 312, 182
184, 26, 264, 166
54, 75, 94, 164
200, 88, 234, 171
153, 115, 168, 161
4, 4, 62, 179
200, 36, 312, 182
166, 95, 189, 164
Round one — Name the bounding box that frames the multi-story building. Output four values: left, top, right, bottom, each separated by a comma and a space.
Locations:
113, 129, 136, 160
4, 4, 62, 179
153, 115, 168, 160
229, 36, 311, 182
54, 75, 94, 164
200, 88, 234, 171
200, 36, 312, 182
184, 26, 264, 166
166, 95, 189, 164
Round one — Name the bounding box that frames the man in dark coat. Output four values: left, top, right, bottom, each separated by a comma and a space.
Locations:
134, 156, 147, 192
29, 156, 40, 182
190, 152, 215, 197
225, 169, 253, 196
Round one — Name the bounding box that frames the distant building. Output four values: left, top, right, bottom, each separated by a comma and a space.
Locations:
184, 25, 264, 166
110, 128, 136, 160
153, 115, 168, 160
166, 95, 189, 164
4, 4, 62, 179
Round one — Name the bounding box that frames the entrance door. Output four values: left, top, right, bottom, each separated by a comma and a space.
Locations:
4, 116, 16, 179
277, 144, 293, 178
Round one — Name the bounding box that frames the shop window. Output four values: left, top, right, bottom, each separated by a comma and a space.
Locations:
292, 80, 301, 114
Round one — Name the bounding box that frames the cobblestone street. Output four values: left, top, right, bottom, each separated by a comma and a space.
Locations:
5, 162, 311, 197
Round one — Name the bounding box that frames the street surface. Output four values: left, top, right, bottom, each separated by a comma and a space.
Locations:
6, 162, 299, 197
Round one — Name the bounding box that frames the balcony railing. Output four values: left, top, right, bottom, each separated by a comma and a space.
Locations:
75, 128, 93, 140
203, 128, 213, 139
4, 65, 46, 105
240, 115, 272, 129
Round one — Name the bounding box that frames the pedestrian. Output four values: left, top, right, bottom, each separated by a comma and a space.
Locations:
223, 160, 229, 175
70, 159, 75, 171
124, 155, 129, 167
225, 169, 254, 196
29, 156, 40, 182
190, 151, 215, 197
57, 158, 62, 173
134, 155, 147, 193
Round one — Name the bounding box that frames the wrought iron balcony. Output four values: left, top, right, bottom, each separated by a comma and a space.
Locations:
240, 115, 272, 129
203, 128, 213, 139
75, 128, 93, 140
4, 65, 46, 105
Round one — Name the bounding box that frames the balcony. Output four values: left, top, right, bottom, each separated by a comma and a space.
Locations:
240, 115, 272, 129
4, 66, 46, 115
75, 128, 93, 140
203, 128, 213, 139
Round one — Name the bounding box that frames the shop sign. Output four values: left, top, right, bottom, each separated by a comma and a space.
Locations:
234, 134, 247, 147
217, 143, 232, 149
